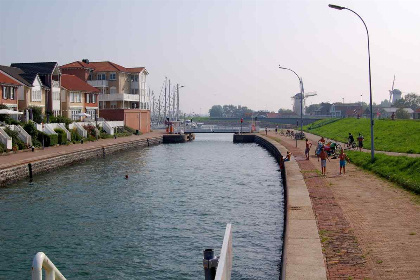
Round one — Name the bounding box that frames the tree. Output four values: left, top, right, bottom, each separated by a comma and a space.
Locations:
403, 93, 420, 110
379, 99, 391, 107
209, 105, 223, 118
27, 106, 43, 123
305, 104, 321, 115
395, 108, 410, 119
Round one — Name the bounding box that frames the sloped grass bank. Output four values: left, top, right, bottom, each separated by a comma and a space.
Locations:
304, 118, 420, 154
347, 151, 420, 194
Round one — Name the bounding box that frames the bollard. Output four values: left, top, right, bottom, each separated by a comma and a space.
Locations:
102, 147, 106, 158
28, 163, 33, 179
147, 139, 150, 146
31, 146, 35, 152
203, 249, 218, 280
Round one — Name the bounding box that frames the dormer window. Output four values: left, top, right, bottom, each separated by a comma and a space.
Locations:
109, 72, 116, 80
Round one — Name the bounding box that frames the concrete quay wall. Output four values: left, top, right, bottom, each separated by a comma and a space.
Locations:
0, 137, 162, 187
234, 133, 327, 280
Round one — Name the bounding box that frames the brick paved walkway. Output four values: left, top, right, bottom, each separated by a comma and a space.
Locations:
269, 132, 420, 280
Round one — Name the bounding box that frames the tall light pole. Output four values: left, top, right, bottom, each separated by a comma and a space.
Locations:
328, 4, 374, 161
279, 65, 304, 146
177, 84, 184, 121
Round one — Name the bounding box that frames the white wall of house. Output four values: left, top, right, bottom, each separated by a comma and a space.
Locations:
31, 78, 42, 102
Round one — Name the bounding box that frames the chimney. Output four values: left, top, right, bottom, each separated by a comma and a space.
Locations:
82, 59, 89, 64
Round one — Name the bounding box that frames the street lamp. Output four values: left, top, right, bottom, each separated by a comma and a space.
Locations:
328, 4, 375, 161
279, 65, 304, 147
177, 84, 184, 121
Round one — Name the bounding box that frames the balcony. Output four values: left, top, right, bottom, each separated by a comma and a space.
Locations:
98, 93, 140, 102
88, 80, 109, 87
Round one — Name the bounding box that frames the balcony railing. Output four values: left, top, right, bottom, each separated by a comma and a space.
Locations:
98, 93, 140, 102
88, 80, 109, 87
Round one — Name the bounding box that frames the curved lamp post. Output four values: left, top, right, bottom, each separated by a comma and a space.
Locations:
328, 4, 374, 161
279, 65, 304, 147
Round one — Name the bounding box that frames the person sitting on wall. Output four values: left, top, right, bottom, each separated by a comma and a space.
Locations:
283, 151, 292, 162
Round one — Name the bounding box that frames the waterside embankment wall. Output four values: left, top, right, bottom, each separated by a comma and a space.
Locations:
0, 137, 162, 187
234, 133, 327, 280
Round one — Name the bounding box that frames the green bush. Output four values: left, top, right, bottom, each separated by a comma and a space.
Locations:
27, 106, 44, 123
23, 122, 38, 139
50, 115, 72, 128
0, 142, 5, 153
46, 134, 58, 146
71, 128, 82, 142
54, 128, 67, 145
37, 131, 58, 147
100, 131, 113, 139
347, 151, 420, 195
124, 126, 136, 134
87, 135, 96, 142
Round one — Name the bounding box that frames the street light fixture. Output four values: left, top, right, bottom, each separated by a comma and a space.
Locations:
279, 65, 304, 147
328, 4, 375, 161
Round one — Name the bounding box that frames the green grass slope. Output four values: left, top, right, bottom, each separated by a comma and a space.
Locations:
347, 151, 420, 195
304, 118, 420, 154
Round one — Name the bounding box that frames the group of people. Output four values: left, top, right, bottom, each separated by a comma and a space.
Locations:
347, 132, 364, 151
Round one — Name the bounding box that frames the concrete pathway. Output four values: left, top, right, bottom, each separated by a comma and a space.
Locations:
0, 130, 165, 169
267, 131, 420, 280
300, 130, 420, 158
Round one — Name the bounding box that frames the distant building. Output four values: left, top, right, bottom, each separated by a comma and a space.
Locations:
382, 107, 414, 119
0, 71, 21, 111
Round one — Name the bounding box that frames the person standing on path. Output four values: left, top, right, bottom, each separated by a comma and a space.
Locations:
305, 139, 312, 160
339, 149, 350, 175
319, 147, 330, 175
265, 127, 268, 135
357, 133, 364, 152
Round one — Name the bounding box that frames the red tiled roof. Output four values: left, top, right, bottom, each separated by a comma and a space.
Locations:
0, 71, 21, 86
88, 61, 127, 72
126, 67, 145, 73
61, 74, 99, 93
61, 61, 94, 70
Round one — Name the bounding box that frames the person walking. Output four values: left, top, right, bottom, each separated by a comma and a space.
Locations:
339, 149, 350, 175
319, 147, 330, 175
265, 127, 268, 135
357, 133, 364, 152
305, 139, 312, 160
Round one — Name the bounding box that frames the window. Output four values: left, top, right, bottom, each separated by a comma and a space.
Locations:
10, 87, 15, 99
71, 109, 81, 120
2, 86, 7, 99
92, 93, 96, 103
109, 72, 116, 80
88, 74, 93, 81
53, 91, 60, 100
110, 101, 117, 109
31, 89, 42, 101
87, 109, 96, 119
97, 73, 106, 80
86, 93, 90, 103
70, 91, 81, 103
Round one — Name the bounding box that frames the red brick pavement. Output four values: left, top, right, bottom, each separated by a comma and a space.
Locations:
276, 136, 373, 279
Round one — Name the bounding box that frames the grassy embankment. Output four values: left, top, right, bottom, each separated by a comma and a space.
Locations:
304, 118, 420, 154
346, 151, 420, 195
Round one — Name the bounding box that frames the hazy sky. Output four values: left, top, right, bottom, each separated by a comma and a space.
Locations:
1, 0, 419, 115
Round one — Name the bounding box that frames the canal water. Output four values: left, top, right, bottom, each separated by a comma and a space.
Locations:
0, 134, 284, 280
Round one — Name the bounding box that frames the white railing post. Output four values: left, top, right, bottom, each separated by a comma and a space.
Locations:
215, 223, 232, 280
32, 252, 67, 280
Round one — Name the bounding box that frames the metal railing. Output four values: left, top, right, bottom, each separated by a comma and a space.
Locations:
203, 224, 232, 280
73, 122, 87, 138
103, 121, 114, 135
215, 224, 232, 280
98, 93, 140, 102
8, 124, 32, 146
0, 127, 12, 150
88, 80, 109, 87
32, 252, 67, 280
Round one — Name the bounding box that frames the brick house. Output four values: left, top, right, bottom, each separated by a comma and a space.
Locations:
61, 60, 151, 133
60, 74, 99, 121
10, 62, 61, 117
0, 65, 46, 114
0, 71, 21, 110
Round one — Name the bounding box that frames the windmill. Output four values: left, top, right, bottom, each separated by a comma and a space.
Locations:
291, 91, 317, 115
389, 75, 402, 104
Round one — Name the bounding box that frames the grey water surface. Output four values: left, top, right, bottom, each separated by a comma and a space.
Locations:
0, 133, 284, 280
